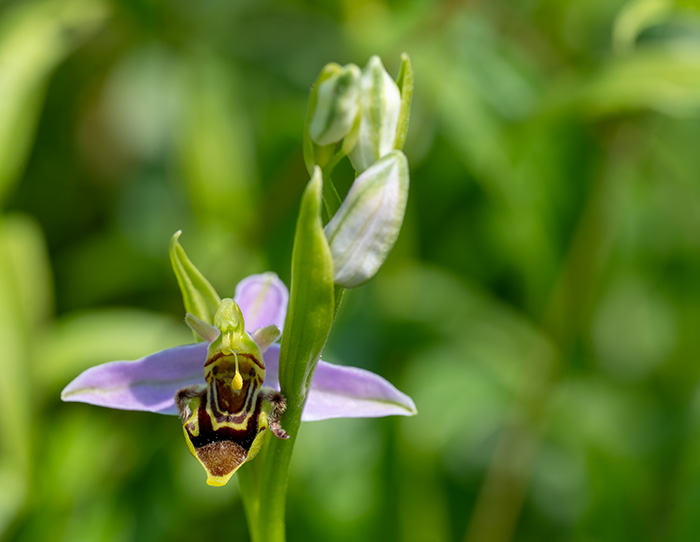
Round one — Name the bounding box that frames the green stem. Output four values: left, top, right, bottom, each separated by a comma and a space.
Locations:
322, 173, 343, 221
238, 446, 265, 542
254, 405, 303, 542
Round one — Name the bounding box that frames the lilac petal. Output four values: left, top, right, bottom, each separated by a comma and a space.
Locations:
262, 345, 282, 389
234, 273, 289, 333
61, 343, 207, 415
303, 363, 417, 420
263, 345, 417, 421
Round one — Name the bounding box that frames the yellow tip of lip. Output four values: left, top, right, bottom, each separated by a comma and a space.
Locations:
206, 473, 234, 487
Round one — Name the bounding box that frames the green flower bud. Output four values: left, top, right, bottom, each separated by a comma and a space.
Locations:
325, 150, 409, 288
349, 56, 402, 172
309, 64, 361, 146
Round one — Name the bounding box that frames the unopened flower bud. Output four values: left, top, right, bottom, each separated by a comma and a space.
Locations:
309, 64, 361, 146
349, 56, 401, 172
325, 150, 409, 288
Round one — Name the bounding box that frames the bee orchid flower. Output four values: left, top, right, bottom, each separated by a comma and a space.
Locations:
61, 272, 416, 485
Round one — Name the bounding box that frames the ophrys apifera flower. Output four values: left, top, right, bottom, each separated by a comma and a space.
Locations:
62, 262, 416, 486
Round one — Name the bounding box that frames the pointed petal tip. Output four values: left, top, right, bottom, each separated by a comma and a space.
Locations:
260, 347, 415, 421
300, 361, 417, 422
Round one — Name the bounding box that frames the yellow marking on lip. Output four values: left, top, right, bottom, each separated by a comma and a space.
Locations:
232, 353, 243, 391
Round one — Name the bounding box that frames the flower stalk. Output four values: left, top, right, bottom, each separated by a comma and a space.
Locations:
61, 53, 416, 542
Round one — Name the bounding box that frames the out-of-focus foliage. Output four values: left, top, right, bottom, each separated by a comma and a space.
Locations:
2, 0, 700, 540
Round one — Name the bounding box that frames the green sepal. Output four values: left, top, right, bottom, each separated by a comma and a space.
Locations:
394, 53, 414, 152
169, 231, 221, 336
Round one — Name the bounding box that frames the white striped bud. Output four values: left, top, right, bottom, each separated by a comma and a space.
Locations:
325, 151, 409, 288
349, 56, 401, 172
309, 64, 361, 146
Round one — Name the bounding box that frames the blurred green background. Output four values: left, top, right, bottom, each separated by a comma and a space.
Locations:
2, 0, 700, 540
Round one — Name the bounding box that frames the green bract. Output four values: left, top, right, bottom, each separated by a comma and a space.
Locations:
394, 53, 414, 153
252, 166, 336, 542
278, 166, 335, 404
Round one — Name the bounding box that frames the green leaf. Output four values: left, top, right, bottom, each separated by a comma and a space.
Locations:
569, 44, 700, 117
169, 231, 221, 333
0, 0, 108, 205
394, 52, 414, 152
612, 0, 671, 53
0, 213, 52, 531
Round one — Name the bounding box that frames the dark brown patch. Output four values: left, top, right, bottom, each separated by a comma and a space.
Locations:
195, 441, 247, 477
204, 351, 221, 367
204, 352, 263, 370
213, 377, 251, 414
188, 395, 263, 452
241, 352, 264, 370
